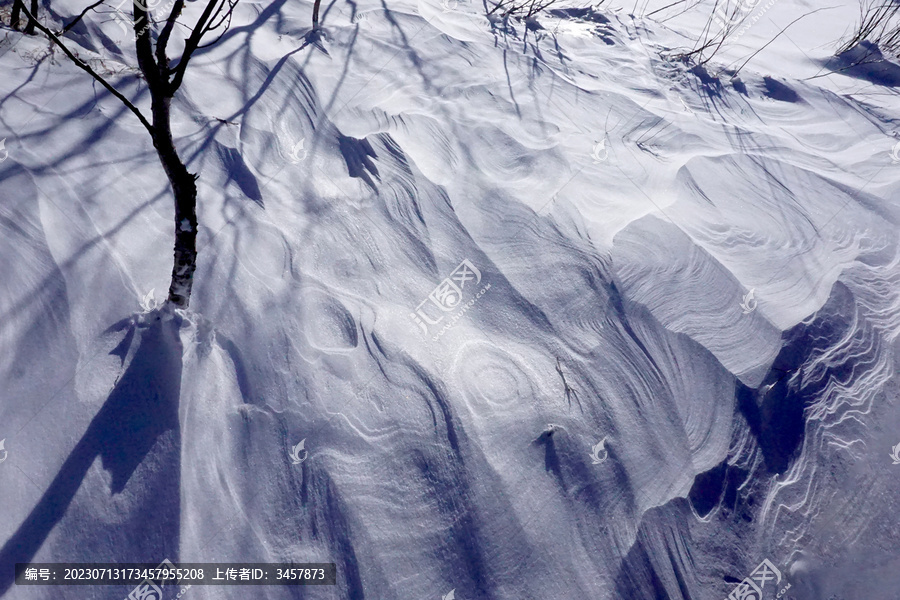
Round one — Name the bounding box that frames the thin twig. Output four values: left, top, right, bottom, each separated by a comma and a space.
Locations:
60, 0, 107, 34
733, 7, 833, 77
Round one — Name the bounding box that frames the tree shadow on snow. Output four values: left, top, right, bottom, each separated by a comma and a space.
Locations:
0, 310, 184, 594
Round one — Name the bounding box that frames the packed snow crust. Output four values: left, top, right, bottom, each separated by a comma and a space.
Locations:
1, 0, 900, 598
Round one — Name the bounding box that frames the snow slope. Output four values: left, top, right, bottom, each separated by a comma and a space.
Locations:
1, 0, 899, 598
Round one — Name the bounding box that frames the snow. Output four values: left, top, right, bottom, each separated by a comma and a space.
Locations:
1, 0, 900, 598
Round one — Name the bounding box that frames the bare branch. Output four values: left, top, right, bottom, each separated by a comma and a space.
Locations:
133, 0, 163, 97
837, 0, 900, 58
11, 0, 23, 30
206, 0, 237, 32
733, 7, 833, 77
61, 0, 107, 34
157, 0, 187, 69
195, 2, 237, 51
645, 0, 690, 19
24, 0, 38, 34
312, 0, 322, 27
18, 4, 154, 135
169, 0, 235, 92
486, 0, 558, 19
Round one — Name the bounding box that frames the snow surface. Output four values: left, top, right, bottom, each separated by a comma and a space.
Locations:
1, 0, 900, 598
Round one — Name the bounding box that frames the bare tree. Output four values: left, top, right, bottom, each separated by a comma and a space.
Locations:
11, 0, 39, 34
20, 0, 239, 307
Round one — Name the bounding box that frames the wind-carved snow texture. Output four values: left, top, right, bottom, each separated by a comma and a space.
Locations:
1, 0, 900, 598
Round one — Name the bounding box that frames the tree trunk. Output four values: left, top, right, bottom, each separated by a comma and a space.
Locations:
11, 0, 23, 29
23, 0, 38, 34
151, 95, 198, 308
